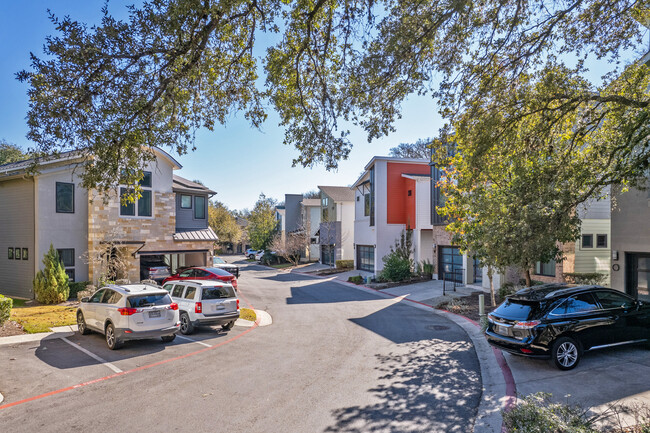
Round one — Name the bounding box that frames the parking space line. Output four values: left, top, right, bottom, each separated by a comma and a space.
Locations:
60, 337, 123, 374
175, 335, 212, 348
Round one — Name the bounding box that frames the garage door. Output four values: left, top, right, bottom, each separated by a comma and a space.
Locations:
357, 245, 374, 272
439, 246, 462, 283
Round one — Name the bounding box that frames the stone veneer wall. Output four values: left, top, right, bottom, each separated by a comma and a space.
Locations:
87, 190, 212, 284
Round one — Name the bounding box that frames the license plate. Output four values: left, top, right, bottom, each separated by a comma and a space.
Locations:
214, 305, 225, 311
148, 310, 161, 318
495, 325, 507, 336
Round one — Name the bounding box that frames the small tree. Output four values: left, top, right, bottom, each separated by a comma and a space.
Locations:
33, 244, 69, 304
82, 228, 131, 285
248, 193, 279, 250
380, 229, 414, 282
270, 229, 309, 267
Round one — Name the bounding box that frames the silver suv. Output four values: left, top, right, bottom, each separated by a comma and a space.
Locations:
77, 284, 180, 349
163, 280, 240, 335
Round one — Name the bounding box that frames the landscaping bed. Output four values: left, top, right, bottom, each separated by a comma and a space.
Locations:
436, 291, 502, 322
0, 320, 25, 337
315, 268, 350, 276
365, 275, 434, 290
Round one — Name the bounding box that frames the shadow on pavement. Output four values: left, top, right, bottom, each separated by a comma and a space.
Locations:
286, 280, 376, 305
326, 338, 481, 433
262, 273, 317, 283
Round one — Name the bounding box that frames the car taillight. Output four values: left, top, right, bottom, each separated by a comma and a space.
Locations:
487, 313, 495, 322
233, 279, 238, 289
118, 307, 138, 316
520, 348, 533, 354
168, 303, 178, 311
195, 302, 202, 313
236, 299, 240, 310
513, 320, 540, 329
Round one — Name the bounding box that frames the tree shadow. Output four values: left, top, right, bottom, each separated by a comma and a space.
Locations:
326, 338, 481, 432
286, 280, 377, 305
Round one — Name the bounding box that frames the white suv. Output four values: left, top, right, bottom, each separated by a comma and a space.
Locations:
77, 284, 180, 349
163, 280, 240, 335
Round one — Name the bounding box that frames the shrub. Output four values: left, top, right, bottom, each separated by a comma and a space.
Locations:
68, 281, 91, 300
379, 229, 414, 282
445, 298, 470, 314
519, 279, 545, 287
0, 294, 12, 326
498, 283, 517, 300
503, 392, 598, 433
347, 275, 364, 284
415, 259, 434, 277
33, 244, 69, 304
563, 272, 607, 285
336, 260, 353, 269
77, 285, 96, 301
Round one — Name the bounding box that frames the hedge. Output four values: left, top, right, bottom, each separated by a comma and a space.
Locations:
336, 260, 353, 269
0, 294, 12, 326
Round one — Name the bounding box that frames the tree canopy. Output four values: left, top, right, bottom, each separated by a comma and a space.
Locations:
247, 193, 278, 250
389, 138, 432, 159
0, 140, 26, 165
208, 200, 242, 246
18, 0, 650, 196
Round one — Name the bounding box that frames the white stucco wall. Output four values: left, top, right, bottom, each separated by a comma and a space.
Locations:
337, 200, 355, 261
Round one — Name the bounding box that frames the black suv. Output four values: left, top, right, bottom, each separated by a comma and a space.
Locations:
485, 284, 650, 370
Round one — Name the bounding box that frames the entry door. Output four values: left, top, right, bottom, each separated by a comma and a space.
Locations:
473, 257, 483, 284
626, 253, 650, 301
321, 245, 335, 265
439, 247, 462, 283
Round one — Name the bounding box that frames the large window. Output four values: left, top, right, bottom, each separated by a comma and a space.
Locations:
56, 182, 74, 213
181, 194, 192, 209
194, 196, 206, 219
357, 245, 374, 272
534, 260, 556, 277
364, 193, 370, 216
119, 171, 152, 217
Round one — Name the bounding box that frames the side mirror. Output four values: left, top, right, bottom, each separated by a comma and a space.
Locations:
80, 297, 90, 303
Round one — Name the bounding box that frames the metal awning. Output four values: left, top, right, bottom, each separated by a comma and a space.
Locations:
173, 227, 219, 242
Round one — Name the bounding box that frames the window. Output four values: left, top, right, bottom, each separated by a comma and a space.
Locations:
596, 234, 607, 248
8, 248, 13, 260
56, 182, 74, 213
22, 248, 28, 260
181, 194, 192, 209
64, 269, 75, 281
194, 196, 206, 219
357, 245, 375, 272
407, 190, 412, 196
56, 249, 75, 267
163, 284, 174, 293
321, 196, 329, 207
171, 285, 185, 298
534, 260, 556, 277
364, 193, 370, 216
595, 291, 634, 310
582, 234, 593, 248
14, 247, 21, 260
194, 269, 210, 278
184, 287, 197, 299
102, 290, 122, 304
322, 207, 329, 221
202, 286, 236, 299
120, 171, 152, 217
127, 293, 172, 308
564, 294, 599, 314
90, 290, 105, 303
179, 269, 193, 277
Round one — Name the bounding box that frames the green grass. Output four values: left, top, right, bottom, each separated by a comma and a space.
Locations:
245, 258, 256, 262
10, 305, 77, 333
239, 308, 257, 322
270, 263, 294, 269
9, 298, 27, 307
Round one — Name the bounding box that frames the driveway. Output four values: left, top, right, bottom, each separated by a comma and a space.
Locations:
0, 262, 483, 432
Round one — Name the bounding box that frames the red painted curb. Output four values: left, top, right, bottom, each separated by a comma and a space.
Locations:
0, 292, 261, 411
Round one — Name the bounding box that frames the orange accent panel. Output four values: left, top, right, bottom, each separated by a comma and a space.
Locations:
386, 162, 430, 225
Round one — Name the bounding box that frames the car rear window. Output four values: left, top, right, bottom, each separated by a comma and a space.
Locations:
128, 293, 172, 308
202, 286, 236, 300
204, 267, 233, 277
493, 300, 539, 321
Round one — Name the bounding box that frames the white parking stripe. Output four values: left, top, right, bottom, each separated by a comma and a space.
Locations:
60, 337, 123, 373
175, 335, 212, 348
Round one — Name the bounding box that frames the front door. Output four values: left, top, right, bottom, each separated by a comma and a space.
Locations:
439, 246, 462, 283
321, 245, 335, 266
626, 253, 650, 301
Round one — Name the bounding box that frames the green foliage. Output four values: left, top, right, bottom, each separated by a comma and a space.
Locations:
209, 201, 242, 246
0, 140, 26, 165
0, 294, 12, 326
503, 393, 598, 433
379, 230, 414, 282
445, 298, 470, 314
563, 272, 608, 286
498, 283, 518, 300
248, 194, 278, 250
336, 260, 353, 269
347, 276, 364, 285
33, 244, 69, 304
415, 259, 434, 277
68, 281, 91, 300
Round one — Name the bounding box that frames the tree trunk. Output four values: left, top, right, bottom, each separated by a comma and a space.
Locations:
488, 266, 496, 306
524, 269, 532, 287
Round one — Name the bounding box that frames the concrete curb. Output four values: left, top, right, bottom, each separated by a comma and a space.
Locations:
0, 326, 77, 347
293, 270, 511, 433
235, 309, 272, 328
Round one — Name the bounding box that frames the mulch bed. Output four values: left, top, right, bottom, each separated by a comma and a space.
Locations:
366, 276, 433, 290
315, 268, 350, 276
0, 320, 26, 337
436, 291, 504, 322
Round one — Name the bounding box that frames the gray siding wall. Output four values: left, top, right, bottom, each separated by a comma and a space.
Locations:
611, 185, 650, 292
577, 187, 611, 220
285, 194, 303, 233
0, 178, 35, 298
175, 193, 209, 230
36, 168, 89, 284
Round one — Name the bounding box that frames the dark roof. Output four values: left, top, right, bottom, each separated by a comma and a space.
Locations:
318, 185, 355, 202
508, 284, 608, 301
172, 175, 216, 195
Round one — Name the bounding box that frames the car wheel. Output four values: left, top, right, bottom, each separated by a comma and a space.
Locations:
161, 335, 176, 343
551, 336, 581, 370
180, 312, 194, 335
221, 321, 235, 331
105, 323, 122, 350
77, 312, 90, 335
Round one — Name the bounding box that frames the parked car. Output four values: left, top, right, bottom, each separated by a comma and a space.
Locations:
164, 279, 240, 334
162, 266, 238, 290
255, 250, 265, 261
212, 256, 240, 278
245, 248, 258, 259
77, 284, 180, 350
139, 255, 171, 283
485, 284, 650, 370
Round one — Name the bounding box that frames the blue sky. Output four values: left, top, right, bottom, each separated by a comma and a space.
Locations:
0, 1, 442, 211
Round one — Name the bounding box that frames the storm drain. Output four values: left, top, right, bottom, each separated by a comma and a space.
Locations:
426, 325, 451, 331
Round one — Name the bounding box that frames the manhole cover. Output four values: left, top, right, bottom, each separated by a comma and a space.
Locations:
427, 325, 450, 331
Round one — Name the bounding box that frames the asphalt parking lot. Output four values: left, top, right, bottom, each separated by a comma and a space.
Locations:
0, 325, 249, 406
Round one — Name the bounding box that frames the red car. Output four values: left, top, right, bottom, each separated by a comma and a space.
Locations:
162, 266, 238, 290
